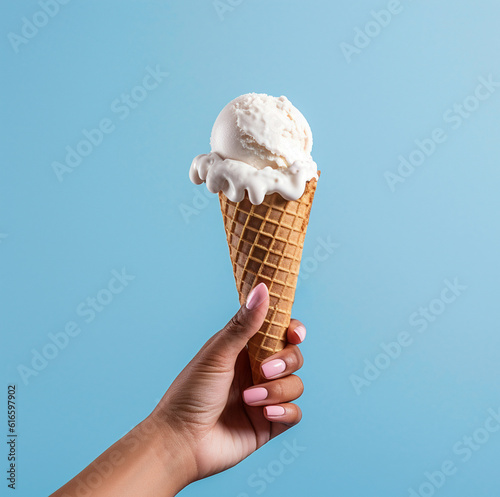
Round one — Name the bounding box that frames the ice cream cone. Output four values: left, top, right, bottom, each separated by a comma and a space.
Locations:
219, 176, 318, 384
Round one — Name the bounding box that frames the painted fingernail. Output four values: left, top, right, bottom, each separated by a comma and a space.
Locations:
243, 387, 268, 404
265, 406, 286, 417
246, 283, 268, 310
294, 325, 306, 342
262, 359, 286, 379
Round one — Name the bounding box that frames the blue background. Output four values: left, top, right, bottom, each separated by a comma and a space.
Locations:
2, 1, 500, 496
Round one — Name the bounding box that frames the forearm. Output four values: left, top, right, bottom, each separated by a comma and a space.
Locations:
50, 415, 193, 497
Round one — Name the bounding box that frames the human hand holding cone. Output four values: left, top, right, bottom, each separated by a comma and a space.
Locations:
190, 93, 319, 384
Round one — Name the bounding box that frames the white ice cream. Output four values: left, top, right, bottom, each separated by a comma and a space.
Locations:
189, 93, 318, 205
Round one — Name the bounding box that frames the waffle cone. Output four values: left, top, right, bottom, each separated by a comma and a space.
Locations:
219, 177, 318, 384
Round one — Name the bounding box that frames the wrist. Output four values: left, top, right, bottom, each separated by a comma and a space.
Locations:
141, 412, 198, 492
50, 414, 195, 497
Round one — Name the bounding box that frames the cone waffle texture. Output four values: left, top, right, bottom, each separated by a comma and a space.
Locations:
219, 178, 318, 384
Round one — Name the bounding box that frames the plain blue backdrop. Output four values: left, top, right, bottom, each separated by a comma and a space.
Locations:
2, 1, 500, 496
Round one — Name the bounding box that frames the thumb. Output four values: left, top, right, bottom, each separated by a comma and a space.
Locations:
210, 282, 269, 365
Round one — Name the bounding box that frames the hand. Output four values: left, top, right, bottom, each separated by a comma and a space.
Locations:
152, 282, 306, 483
50, 282, 306, 497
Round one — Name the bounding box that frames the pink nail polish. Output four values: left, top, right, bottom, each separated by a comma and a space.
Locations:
265, 406, 285, 417
262, 359, 286, 379
246, 283, 268, 310
294, 325, 306, 342
243, 387, 268, 404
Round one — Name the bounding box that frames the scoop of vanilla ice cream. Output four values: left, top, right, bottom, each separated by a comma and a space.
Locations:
190, 93, 318, 204
210, 93, 313, 170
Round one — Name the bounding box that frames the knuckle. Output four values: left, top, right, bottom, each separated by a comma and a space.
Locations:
295, 348, 304, 369
293, 375, 304, 396
228, 312, 246, 333
286, 346, 303, 371
285, 353, 298, 372
295, 406, 303, 423
272, 380, 284, 399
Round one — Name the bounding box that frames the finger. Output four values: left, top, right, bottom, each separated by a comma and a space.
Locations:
264, 403, 302, 427
287, 319, 306, 345
242, 375, 303, 406
260, 344, 304, 380
207, 283, 269, 367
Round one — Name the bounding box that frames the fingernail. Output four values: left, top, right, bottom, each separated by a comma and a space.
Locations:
294, 325, 306, 342
243, 387, 268, 404
265, 406, 285, 417
246, 283, 268, 310
262, 359, 286, 379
